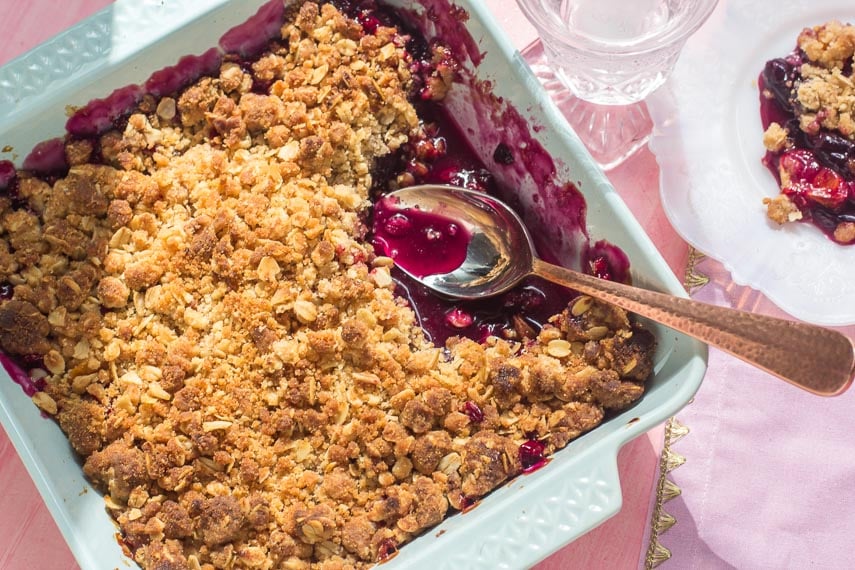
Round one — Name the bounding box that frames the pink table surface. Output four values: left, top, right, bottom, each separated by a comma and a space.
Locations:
2, 2, 853, 570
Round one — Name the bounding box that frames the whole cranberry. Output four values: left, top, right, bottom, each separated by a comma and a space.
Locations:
519, 439, 547, 472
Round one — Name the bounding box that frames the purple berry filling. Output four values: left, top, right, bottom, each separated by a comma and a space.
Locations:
22, 138, 68, 176
372, 197, 472, 279
377, 538, 399, 562
218, 0, 286, 58
519, 439, 548, 473
461, 400, 484, 423
0, 354, 46, 397
0, 160, 17, 190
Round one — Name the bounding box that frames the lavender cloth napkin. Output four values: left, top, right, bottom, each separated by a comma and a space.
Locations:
657, 257, 855, 569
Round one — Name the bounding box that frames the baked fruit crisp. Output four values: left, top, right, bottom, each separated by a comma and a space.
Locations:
0, 2, 655, 568
760, 20, 855, 245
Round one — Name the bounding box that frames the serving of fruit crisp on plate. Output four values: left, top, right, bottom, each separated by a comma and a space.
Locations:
760, 20, 855, 245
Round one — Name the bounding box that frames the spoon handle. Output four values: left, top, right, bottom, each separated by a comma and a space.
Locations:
532, 258, 855, 396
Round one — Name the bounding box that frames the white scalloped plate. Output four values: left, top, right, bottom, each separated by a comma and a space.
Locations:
650, 0, 855, 326
0, 1, 706, 569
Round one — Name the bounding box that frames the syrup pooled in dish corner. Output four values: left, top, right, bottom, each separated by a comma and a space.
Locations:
0, 1, 655, 568
760, 20, 855, 245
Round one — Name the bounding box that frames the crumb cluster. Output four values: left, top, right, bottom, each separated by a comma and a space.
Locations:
794, 21, 855, 137
0, 3, 654, 569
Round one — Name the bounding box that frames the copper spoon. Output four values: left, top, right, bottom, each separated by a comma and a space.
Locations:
384, 185, 855, 396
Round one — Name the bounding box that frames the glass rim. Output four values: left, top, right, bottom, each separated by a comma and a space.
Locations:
515, 0, 720, 56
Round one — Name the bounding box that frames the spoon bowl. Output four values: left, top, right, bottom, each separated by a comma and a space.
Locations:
380, 185, 855, 396
386, 186, 534, 299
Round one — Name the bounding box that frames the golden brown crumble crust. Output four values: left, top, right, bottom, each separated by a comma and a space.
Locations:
763, 194, 803, 224
0, 3, 654, 569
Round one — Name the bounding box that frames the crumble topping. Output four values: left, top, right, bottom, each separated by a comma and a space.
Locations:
834, 220, 855, 242
0, 2, 655, 569
797, 20, 855, 71
762, 122, 790, 153
795, 62, 855, 137
762, 194, 803, 224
